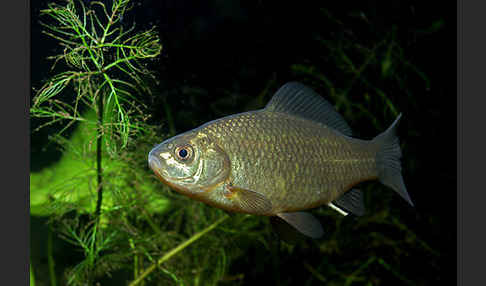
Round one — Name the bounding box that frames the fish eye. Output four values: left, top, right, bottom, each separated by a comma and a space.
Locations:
179, 149, 187, 158
175, 145, 193, 161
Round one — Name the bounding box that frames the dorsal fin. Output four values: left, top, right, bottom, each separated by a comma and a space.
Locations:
265, 82, 353, 136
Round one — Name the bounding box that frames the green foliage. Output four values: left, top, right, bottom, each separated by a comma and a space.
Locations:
31, 0, 161, 152
30, 0, 169, 285
30, 263, 35, 286
30, 109, 169, 217
290, 9, 430, 133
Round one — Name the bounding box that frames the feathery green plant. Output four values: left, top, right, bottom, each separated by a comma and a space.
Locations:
31, 0, 162, 284
32, 0, 161, 215
32, 0, 161, 151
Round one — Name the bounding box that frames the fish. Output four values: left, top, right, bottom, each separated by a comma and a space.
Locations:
148, 82, 413, 238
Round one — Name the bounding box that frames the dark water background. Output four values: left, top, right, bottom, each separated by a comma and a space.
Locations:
31, 0, 456, 285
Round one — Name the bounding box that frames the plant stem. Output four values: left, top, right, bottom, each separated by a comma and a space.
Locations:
304, 262, 327, 283
162, 97, 176, 136
95, 89, 104, 217
47, 229, 57, 286
128, 215, 229, 286
30, 263, 36, 286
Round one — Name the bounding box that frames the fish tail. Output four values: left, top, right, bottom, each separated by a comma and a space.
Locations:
373, 114, 414, 206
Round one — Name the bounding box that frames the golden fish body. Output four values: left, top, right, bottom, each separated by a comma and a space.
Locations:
200, 110, 376, 213
149, 82, 413, 238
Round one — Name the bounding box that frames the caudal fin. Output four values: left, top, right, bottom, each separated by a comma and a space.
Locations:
374, 114, 414, 206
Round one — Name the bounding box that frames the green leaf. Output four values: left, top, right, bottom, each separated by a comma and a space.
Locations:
30, 110, 170, 218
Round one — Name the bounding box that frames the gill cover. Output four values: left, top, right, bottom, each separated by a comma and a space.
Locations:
149, 132, 230, 194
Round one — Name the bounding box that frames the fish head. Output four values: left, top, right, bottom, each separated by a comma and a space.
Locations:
148, 130, 230, 198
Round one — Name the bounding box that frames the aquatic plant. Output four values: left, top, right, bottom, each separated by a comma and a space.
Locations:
30, 0, 164, 284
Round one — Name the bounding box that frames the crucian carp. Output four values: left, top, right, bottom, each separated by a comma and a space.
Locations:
148, 82, 413, 238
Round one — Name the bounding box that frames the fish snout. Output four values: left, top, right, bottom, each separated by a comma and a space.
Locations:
148, 153, 163, 172
148, 144, 168, 174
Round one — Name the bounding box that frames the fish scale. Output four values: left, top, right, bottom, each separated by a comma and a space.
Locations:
202, 110, 377, 213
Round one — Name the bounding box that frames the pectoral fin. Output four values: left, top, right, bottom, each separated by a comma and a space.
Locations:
276, 212, 324, 239
225, 185, 272, 215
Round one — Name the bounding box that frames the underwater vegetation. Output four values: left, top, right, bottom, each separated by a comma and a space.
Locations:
31, 1, 454, 285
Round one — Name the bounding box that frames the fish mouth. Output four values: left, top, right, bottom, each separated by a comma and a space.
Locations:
148, 154, 195, 183
147, 152, 201, 192
148, 143, 224, 198
148, 153, 166, 176
148, 154, 189, 191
